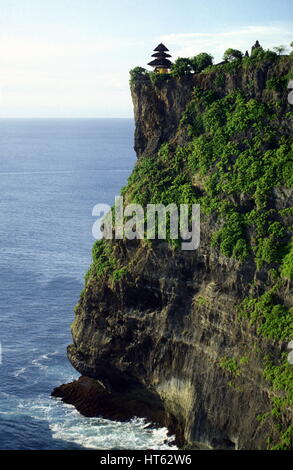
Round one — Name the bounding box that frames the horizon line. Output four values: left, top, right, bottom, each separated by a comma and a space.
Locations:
0, 116, 134, 120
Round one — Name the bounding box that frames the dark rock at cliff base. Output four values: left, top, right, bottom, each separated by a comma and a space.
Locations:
51, 376, 184, 447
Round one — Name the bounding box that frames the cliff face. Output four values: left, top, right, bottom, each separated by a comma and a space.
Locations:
64, 56, 293, 450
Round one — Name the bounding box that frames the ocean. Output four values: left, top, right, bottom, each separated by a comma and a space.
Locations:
0, 118, 175, 450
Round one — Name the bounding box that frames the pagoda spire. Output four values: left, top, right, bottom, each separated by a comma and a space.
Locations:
147, 43, 172, 74
251, 40, 262, 55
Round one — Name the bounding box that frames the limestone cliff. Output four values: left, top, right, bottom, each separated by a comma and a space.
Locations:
55, 54, 293, 450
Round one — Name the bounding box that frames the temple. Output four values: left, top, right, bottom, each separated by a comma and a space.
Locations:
148, 43, 172, 74
251, 40, 262, 55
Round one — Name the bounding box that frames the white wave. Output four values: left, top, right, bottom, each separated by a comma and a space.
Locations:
19, 395, 177, 450
49, 413, 177, 450
31, 358, 49, 370
31, 350, 62, 370
12, 367, 27, 377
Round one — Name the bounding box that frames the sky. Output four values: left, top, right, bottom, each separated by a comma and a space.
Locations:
0, 0, 292, 118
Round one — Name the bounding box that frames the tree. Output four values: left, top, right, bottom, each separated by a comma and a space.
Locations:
273, 45, 287, 55
129, 67, 148, 82
249, 47, 278, 63
190, 53, 213, 73
223, 48, 243, 62
251, 46, 264, 59
171, 58, 192, 77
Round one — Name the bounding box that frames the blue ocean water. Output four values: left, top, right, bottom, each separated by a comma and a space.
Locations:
0, 119, 175, 450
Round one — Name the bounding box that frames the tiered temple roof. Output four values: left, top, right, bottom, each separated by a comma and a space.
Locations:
148, 43, 172, 68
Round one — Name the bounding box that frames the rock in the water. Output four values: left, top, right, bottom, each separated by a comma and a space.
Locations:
51, 375, 184, 446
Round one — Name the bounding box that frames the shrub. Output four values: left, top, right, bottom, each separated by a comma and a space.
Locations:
171, 57, 193, 77
280, 241, 293, 279
266, 74, 290, 92
92, 239, 117, 277
214, 73, 226, 87
112, 267, 129, 282
189, 53, 213, 73
239, 286, 292, 342
149, 71, 170, 86
258, 305, 293, 340
129, 66, 148, 83
263, 354, 293, 450
248, 48, 278, 64
219, 357, 242, 377
223, 48, 243, 62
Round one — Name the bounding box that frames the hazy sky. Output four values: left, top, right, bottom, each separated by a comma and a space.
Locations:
0, 0, 292, 117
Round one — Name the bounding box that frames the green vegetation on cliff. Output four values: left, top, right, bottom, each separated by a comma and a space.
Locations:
130, 46, 288, 81
84, 53, 293, 449
123, 86, 292, 269
127, 72, 293, 447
